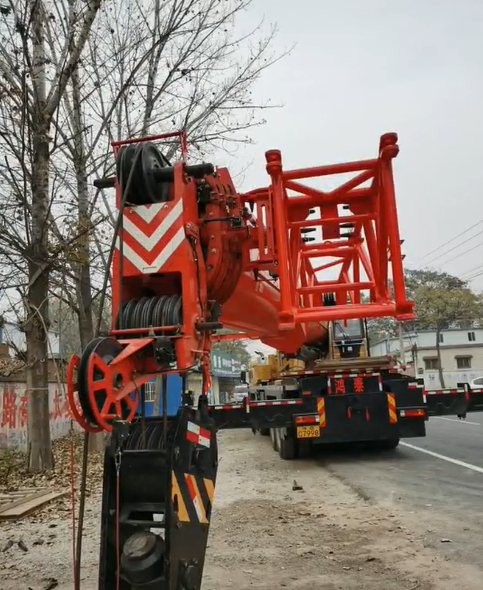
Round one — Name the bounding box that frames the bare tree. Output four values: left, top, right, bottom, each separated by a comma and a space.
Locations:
0, 0, 287, 461
54, 0, 286, 365
0, 0, 102, 470
54, 0, 285, 448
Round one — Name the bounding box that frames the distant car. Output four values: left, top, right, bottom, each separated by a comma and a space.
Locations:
232, 384, 249, 402
469, 377, 483, 389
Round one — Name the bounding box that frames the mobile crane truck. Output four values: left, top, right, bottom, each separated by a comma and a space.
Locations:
66, 130, 483, 590
246, 315, 457, 459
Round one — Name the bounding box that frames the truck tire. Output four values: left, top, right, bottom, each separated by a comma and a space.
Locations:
297, 440, 312, 459
270, 428, 279, 452
368, 438, 400, 451
278, 433, 296, 460
380, 438, 400, 450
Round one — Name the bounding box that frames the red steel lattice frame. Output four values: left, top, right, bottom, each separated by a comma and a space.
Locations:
243, 132, 414, 328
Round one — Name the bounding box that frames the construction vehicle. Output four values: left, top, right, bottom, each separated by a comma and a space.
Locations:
246, 316, 417, 457
66, 130, 483, 590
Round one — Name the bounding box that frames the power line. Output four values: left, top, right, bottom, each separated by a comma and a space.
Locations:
465, 268, 483, 282
460, 262, 483, 279
438, 238, 483, 267
417, 217, 483, 263
423, 228, 483, 268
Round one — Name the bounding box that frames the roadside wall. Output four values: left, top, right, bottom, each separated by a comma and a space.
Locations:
424, 370, 483, 390
0, 382, 72, 450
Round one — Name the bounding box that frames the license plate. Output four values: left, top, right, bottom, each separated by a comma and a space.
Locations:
296, 425, 320, 439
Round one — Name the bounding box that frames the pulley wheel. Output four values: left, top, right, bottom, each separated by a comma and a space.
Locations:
115, 302, 128, 330
163, 294, 182, 326
132, 297, 149, 329
66, 354, 103, 433
116, 144, 143, 205
141, 296, 160, 328
116, 143, 171, 205
142, 142, 171, 203
115, 298, 138, 330
124, 298, 138, 329
77, 337, 139, 432
152, 295, 169, 327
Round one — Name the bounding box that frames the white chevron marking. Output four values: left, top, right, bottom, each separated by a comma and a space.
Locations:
131, 203, 165, 223
116, 227, 185, 273
123, 200, 183, 251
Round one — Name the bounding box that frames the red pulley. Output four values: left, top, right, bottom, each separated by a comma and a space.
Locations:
66, 354, 103, 433
75, 337, 140, 433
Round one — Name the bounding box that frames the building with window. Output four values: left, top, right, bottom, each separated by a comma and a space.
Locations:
370, 328, 483, 389
139, 350, 245, 416
0, 320, 60, 358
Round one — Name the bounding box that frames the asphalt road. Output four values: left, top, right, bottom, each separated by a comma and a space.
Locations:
316, 416, 483, 571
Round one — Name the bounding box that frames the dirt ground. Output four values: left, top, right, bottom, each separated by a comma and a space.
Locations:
1, 430, 481, 590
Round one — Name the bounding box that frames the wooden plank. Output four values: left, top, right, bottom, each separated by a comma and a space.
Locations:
0, 489, 52, 513
0, 489, 67, 521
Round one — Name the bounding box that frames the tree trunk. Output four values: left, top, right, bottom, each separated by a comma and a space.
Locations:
26, 129, 53, 470
26, 255, 53, 471
71, 66, 104, 453
26, 1, 53, 471
436, 327, 445, 389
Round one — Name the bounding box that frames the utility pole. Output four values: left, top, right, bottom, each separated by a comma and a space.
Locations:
398, 322, 406, 368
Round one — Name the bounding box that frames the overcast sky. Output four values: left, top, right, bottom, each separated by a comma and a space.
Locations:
4, 1, 482, 357
218, 0, 483, 356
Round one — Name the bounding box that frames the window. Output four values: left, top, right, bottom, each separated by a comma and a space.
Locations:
456, 356, 472, 369
144, 381, 156, 402
468, 332, 476, 342
438, 333, 444, 343
424, 358, 439, 370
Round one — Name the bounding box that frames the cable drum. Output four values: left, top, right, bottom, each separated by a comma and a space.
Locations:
116, 142, 171, 205
115, 294, 183, 331
125, 420, 176, 451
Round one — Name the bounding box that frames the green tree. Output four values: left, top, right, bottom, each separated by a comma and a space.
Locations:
404, 268, 467, 298
413, 285, 482, 388
213, 339, 251, 368
367, 316, 398, 343
366, 268, 478, 342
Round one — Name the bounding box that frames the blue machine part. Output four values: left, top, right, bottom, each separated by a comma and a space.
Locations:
137, 374, 183, 417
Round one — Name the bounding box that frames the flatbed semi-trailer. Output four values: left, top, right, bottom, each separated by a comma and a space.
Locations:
196, 365, 483, 460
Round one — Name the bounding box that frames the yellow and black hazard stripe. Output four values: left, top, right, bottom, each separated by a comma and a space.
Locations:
171, 471, 215, 524
317, 397, 326, 428
386, 393, 398, 423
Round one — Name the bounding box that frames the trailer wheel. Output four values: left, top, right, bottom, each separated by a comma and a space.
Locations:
380, 438, 400, 450
368, 438, 400, 451
270, 428, 279, 451
297, 440, 312, 459
279, 433, 296, 460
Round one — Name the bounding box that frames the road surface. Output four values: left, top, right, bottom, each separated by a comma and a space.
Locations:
317, 415, 483, 572
1, 423, 483, 590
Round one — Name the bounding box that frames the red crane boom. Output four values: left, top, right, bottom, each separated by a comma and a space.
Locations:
66, 131, 483, 590
66, 130, 414, 432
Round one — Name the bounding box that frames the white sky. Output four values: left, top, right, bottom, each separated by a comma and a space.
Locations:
220, 0, 483, 295
4, 1, 483, 359
216, 0, 483, 357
